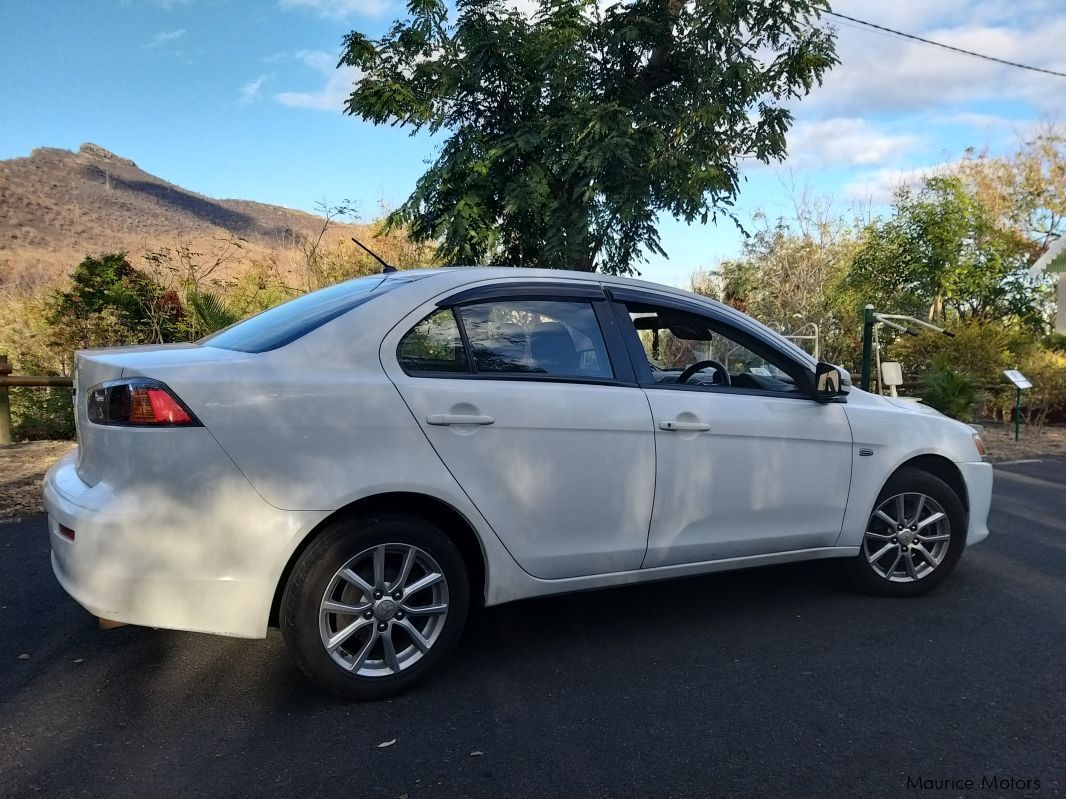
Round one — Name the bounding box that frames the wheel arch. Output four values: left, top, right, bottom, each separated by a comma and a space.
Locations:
889, 454, 969, 513
269, 492, 488, 627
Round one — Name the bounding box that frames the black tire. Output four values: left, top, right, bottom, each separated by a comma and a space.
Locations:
281, 512, 469, 700
851, 467, 967, 597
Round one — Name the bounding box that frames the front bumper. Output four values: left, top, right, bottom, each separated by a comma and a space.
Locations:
44, 450, 327, 639
958, 460, 993, 545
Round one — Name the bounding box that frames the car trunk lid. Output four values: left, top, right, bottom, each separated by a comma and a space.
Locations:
73, 343, 243, 487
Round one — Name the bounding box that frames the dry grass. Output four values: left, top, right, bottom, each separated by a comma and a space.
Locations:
0, 441, 74, 519
979, 423, 1066, 463
0, 142, 369, 286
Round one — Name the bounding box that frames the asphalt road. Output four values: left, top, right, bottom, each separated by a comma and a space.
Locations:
1, 461, 1064, 799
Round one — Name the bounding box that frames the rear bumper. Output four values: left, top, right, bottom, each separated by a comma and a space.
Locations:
44, 450, 327, 639
959, 460, 993, 546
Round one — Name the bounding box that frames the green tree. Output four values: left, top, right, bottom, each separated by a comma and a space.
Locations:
693, 210, 860, 364
48, 253, 183, 351
848, 176, 1050, 331
340, 0, 837, 274
958, 128, 1066, 260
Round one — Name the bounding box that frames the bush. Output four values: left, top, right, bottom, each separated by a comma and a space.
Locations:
1007, 347, 1066, 428
1044, 331, 1066, 353
919, 366, 981, 422
9, 386, 75, 440
48, 253, 184, 353
889, 321, 1027, 388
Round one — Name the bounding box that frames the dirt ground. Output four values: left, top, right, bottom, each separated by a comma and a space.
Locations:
1, 424, 1064, 519
977, 422, 1066, 463
0, 441, 74, 519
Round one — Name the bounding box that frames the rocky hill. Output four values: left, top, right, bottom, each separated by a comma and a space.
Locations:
0, 143, 366, 287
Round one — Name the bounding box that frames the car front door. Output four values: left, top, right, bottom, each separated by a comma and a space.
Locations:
610, 289, 853, 568
381, 283, 656, 580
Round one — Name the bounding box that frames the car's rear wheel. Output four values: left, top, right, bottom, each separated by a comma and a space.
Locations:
281, 513, 469, 700
852, 468, 966, 597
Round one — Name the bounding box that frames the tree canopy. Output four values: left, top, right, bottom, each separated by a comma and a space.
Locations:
341, 0, 837, 274
847, 176, 1050, 330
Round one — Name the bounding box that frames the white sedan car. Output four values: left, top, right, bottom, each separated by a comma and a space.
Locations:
44, 268, 992, 698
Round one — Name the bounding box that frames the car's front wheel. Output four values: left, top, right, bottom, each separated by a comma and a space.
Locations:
852, 468, 967, 597
281, 513, 469, 700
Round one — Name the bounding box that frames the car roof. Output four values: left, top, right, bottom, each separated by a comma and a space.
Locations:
382, 266, 721, 306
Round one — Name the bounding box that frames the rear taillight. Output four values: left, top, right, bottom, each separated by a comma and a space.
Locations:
86, 379, 200, 427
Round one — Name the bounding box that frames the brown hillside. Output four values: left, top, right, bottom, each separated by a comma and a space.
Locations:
0, 143, 370, 287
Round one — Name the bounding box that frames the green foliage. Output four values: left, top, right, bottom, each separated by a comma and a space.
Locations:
223, 258, 298, 318
695, 212, 860, 364
888, 322, 1027, 388
185, 288, 239, 337
9, 387, 76, 440
48, 253, 184, 358
918, 366, 981, 422
1009, 347, 1066, 427
341, 0, 838, 273
847, 177, 1051, 331
1044, 331, 1066, 353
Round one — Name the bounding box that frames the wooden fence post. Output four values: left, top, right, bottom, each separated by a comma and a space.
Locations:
0, 355, 11, 446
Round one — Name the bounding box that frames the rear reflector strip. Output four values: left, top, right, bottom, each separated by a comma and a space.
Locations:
58, 524, 75, 541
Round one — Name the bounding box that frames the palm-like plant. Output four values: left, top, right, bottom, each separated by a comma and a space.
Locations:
919, 364, 981, 422
186, 288, 239, 336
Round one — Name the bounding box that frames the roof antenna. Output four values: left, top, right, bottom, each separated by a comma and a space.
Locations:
351, 237, 397, 273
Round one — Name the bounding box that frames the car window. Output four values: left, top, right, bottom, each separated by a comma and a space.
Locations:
457, 300, 613, 379
625, 303, 805, 394
202, 275, 400, 353
397, 309, 468, 373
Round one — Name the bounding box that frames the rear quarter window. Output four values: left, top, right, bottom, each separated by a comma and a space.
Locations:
201, 276, 394, 353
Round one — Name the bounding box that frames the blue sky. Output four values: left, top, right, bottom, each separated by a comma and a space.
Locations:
1, 0, 1064, 287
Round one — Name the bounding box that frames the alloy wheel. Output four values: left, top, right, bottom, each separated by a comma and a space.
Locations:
318, 543, 450, 677
862, 492, 952, 583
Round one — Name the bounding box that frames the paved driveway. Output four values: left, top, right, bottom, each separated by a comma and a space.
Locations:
1, 460, 1063, 798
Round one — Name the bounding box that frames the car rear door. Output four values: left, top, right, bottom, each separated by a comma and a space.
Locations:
380, 282, 656, 580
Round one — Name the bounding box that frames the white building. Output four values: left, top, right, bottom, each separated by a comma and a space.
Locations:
1030, 236, 1066, 334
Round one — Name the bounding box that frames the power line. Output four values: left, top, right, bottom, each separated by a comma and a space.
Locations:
824, 10, 1066, 79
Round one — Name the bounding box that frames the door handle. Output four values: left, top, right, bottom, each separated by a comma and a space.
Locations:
426, 414, 496, 426
658, 419, 711, 432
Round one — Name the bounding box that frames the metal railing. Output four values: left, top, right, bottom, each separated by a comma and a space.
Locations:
0, 355, 73, 445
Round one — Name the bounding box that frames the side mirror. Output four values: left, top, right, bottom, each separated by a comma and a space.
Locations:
815, 362, 851, 401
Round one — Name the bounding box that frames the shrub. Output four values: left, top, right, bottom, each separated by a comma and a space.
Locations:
1007, 348, 1066, 428
888, 321, 1028, 388
48, 253, 184, 353
1044, 331, 1066, 353
919, 366, 981, 422
9, 386, 75, 440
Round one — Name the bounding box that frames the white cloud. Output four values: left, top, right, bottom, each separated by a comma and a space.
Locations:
274, 50, 360, 112
503, 0, 540, 16
120, 0, 192, 8
277, 0, 389, 18
809, 6, 1066, 117
843, 161, 963, 204
937, 112, 1014, 130
239, 75, 269, 104
143, 28, 186, 49
783, 118, 922, 169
